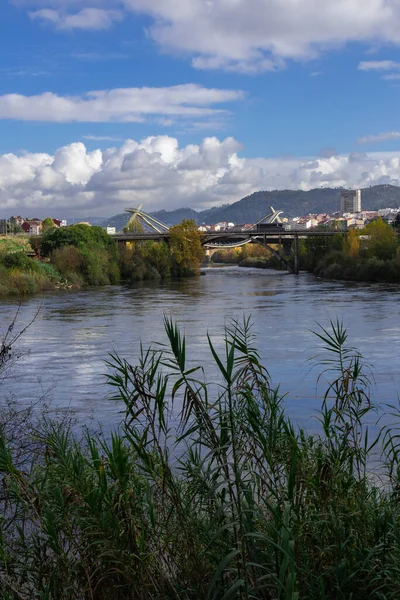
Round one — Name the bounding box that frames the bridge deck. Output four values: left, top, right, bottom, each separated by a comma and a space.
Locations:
113, 229, 342, 242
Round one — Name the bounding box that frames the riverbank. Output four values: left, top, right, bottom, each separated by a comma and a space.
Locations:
0, 221, 205, 297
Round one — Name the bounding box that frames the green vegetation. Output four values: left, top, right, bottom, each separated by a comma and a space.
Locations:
1, 318, 400, 598
0, 221, 204, 296
120, 219, 204, 282
169, 219, 204, 276
0, 237, 59, 297
212, 244, 284, 270
0, 236, 31, 254
42, 217, 56, 232
300, 219, 400, 282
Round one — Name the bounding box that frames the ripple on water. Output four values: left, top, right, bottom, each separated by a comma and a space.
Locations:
0, 268, 399, 433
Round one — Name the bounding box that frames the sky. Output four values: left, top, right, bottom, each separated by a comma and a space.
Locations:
1, 0, 400, 218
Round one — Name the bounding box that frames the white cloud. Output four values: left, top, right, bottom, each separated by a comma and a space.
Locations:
358, 60, 400, 71
2, 136, 400, 216
0, 85, 244, 123
382, 73, 400, 80
30, 8, 123, 30
83, 135, 126, 141
124, 0, 400, 71
22, 0, 400, 72
358, 131, 400, 144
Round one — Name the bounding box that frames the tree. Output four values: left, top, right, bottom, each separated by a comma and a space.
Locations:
123, 218, 145, 234
38, 224, 120, 286
169, 220, 204, 276
303, 232, 343, 270
42, 217, 56, 233
343, 228, 361, 258
38, 224, 116, 257
362, 218, 398, 261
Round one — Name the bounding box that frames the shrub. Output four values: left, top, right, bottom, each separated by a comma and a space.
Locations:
1, 252, 40, 272
39, 224, 117, 257
51, 246, 84, 276
37, 262, 61, 282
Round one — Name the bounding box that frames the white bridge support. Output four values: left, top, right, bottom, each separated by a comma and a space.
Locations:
125, 205, 170, 233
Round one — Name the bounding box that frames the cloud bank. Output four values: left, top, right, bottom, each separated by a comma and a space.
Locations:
23, 0, 400, 72
0, 85, 243, 123
2, 136, 400, 217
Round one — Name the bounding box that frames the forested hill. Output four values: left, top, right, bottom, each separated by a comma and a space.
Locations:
101, 185, 400, 229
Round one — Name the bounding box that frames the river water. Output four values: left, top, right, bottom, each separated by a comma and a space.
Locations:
1, 266, 400, 432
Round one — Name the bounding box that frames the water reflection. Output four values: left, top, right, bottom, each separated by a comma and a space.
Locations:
0, 267, 399, 433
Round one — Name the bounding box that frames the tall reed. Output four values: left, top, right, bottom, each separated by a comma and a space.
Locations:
0, 318, 399, 599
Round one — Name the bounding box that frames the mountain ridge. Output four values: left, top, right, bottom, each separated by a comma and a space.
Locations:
100, 184, 400, 230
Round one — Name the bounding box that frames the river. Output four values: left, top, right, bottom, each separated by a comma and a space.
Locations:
1, 266, 400, 432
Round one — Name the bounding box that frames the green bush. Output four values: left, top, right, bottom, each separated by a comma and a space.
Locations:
51, 246, 84, 276
37, 262, 61, 282
39, 224, 117, 258
1, 252, 40, 272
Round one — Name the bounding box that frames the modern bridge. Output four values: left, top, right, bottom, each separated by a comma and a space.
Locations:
112, 206, 342, 274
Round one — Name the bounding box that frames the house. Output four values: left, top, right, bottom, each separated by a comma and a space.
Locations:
9, 215, 25, 227
21, 220, 42, 235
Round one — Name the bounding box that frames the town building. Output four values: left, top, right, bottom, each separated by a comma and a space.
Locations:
21, 220, 42, 235
340, 189, 361, 214
9, 216, 25, 227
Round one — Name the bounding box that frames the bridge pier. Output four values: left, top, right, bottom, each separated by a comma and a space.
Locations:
293, 233, 299, 275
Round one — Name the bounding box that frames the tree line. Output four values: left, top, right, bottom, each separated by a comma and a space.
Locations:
0, 220, 204, 296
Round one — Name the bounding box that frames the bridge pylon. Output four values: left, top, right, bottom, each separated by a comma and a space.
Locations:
124, 206, 170, 233
249, 206, 283, 230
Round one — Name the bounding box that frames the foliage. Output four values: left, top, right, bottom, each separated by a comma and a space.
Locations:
0, 251, 40, 272
37, 225, 120, 287
343, 227, 361, 258
0, 237, 31, 255
38, 224, 117, 258
212, 244, 270, 264
392, 212, 400, 229
118, 242, 171, 282
1, 319, 400, 598
299, 220, 400, 282
169, 219, 204, 276
123, 217, 145, 234
42, 217, 56, 232
302, 232, 344, 271
363, 218, 398, 260
1, 220, 205, 296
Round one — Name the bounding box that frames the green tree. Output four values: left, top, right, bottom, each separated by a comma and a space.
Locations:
362, 218, 398, 260
42, 217, 56, 233
303, 233, 344, 270
123, 217, 145, 234
38, 224, 117, 258
169, 219, 204, 276
143, 241, 171, 277
38, 224, 119, 286
392, 212, 400, 229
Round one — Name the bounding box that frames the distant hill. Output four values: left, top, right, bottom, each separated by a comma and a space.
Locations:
99, 185, 400, 230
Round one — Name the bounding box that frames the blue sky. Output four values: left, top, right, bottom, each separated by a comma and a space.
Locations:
1, 0, 400, 217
